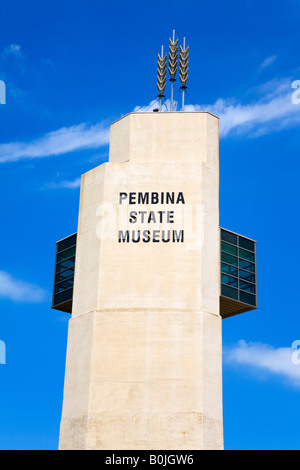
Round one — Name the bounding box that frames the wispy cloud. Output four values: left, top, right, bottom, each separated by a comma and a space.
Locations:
1, 44, 27, 73
205, 79, 299, 137
135, 78, 299, 138
134, 98, 171, 113
258, 55, 277, 72
2, 44, 23, 59
224, 340, 300, 388
1, 78, 298, 165
0, 271, 48, 303
46, 177, 81, 189
0, 122, 110, 164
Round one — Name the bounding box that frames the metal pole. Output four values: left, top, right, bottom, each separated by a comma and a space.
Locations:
182, 37, 185, 112
171, 30, 175, 112
160, 45, 163, 112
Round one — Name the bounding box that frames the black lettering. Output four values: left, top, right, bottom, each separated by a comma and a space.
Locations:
153, 230, 160, 242
176, 192, 185, 204
119, 193, 127, 205
173, 230, 184, 242
151, 193, 159, 204
118, 230, 129, 243
162, 230, 170, 242
138, 192, 149, 204
129, 192, 136, 204
129, 211, 137, 223
143, 230, 151, 242
138, 210, 146, 223
166, 192, 174, 204
138, 211, 146, 223
157, 211, 165, 223
132, 230, 140, 243
167, 211, 174, 223
148, 211, 156, 223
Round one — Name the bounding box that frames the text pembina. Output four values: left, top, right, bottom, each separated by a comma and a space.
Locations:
119, 229, 184, 243
119, 192, 185, 205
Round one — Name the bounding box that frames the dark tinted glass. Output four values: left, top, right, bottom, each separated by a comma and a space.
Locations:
57, 234, 77, 253
239, 237, 255, 252
221, 274, 238, 288
54, 279, 74, 293
220, 228, 257, 311
221, 242, 237, 256
221, 263, 238, 277
221, 284, 239, 300
57, 247, 76, 263
53, 233, 77, 313
221, 230, 237, 245
55, 267, 75, 283
239, 269, 255, 283
239, 280, 256, 293
221, 252, 238, 266
239, 259, 255, 272
53, 288, 73, 307
239, 291, 256, 306
56, 256, 76, 273
239, 248, 255, 262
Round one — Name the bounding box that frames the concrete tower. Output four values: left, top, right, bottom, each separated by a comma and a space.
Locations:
58, 111, 223, 449
53, 33, 257, 450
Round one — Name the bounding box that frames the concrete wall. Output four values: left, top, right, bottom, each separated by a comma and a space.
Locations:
59, 112, 223, 450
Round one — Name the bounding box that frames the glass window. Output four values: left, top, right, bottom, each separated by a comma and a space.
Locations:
53, 287, 73, 307
221, 274, 238, 288
56, 256, 75, 273
55, 267, 74, 283
221, 230, 237, 245
57, 234, 77, 253
221, 263, 238, 277
54, 278, 74, 293
221, 242, 237, 256
220, 228, 257, 310
239, 280, 256, 293
57, 247, 76, 263
221, 284, 239, 300
239, 291, 256, 306
239, 259, 255, 272
239, 248, 255, 262
239, 269, 255, 283
239, 237, 255, 252
221, 252, 238, 266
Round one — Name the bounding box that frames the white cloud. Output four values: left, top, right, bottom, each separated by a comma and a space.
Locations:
206, 81, 299, 137
0, 122, 110, 163
46, 177, 81, 189
134, 79, 300, 138
1, 78, 298, 166
134, 98, 175, 113
258, 55, 277, 72
2, 44, 22, 58
224, 340, 300, 388
1, 44, 27, 72
188, 79, 299, 137
0, 271, 48, 303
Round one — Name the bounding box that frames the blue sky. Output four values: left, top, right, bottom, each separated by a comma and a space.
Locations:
0, 0, 300, 450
